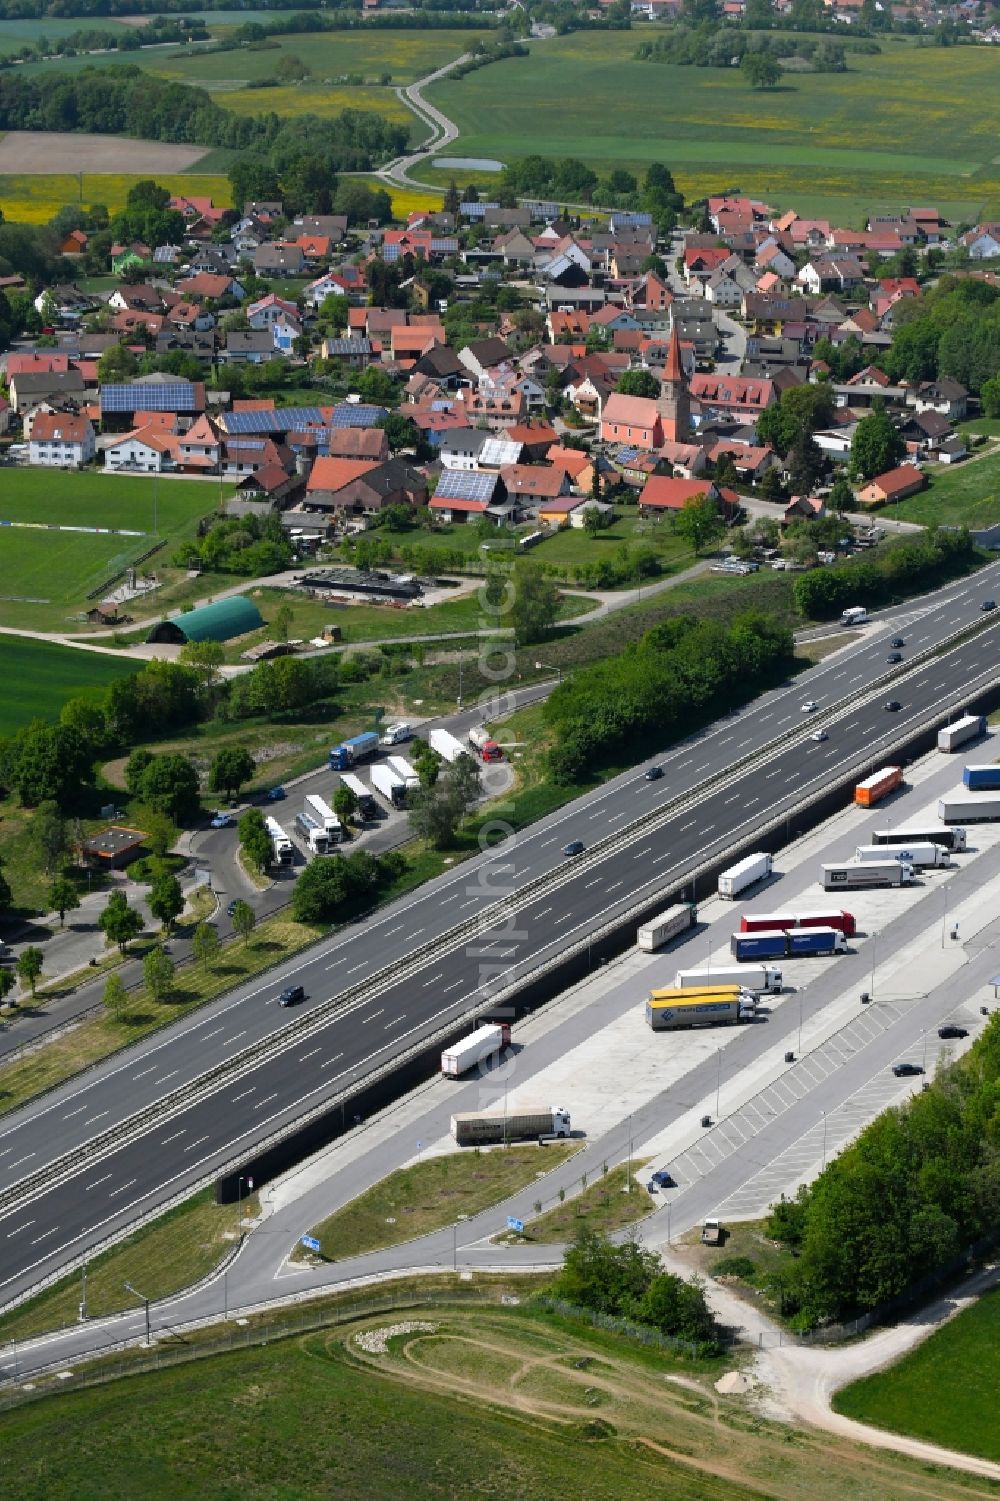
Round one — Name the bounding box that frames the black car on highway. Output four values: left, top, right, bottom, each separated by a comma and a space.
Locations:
562, 840, 585, 857
277, 984, 305, 1008
937, 1024, 968, 1039
885, 699, 902, 712
892, 1062, 925, 1077
887, 652, 902, 664
644, 766, 664, 782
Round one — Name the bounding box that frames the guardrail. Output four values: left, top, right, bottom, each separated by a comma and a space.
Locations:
2, 616, 998, 1230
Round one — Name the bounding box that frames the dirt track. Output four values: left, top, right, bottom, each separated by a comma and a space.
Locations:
0, 131, 208, 174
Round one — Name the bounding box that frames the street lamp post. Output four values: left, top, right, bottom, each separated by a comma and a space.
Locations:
821, 1111, 828, 1170
453, 1221, 458, 1272
124, 1281, 151, 1346
797, 991, 803, 1056
870, 931, 878, 1002
715, 1047, 722, 1119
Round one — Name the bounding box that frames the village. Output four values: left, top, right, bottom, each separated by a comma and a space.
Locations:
1, 182, 998, 642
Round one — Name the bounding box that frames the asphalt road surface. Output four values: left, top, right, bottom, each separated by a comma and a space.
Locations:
1, 563, 999, 1303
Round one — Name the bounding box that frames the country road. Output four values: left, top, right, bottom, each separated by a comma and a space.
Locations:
377, 54, 469, 193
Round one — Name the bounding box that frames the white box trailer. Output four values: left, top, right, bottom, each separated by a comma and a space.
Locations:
339, 772, 377, 820
856, 842, 950, 869
429, 727, 469, 764
304, 793, 343, 845
718, 851, 772, 899
264, 814, 294, 866
938, 791, 1000, 823
636, 903, 695, 953
450, 1104, 571, 1146
674, 963, 782, 995
872, 824, 966, 853
441, 1023, 511, 1078
937, 714, 985, 753
387, 754, 420, 790
822, 861, 914, 890
370, 762, 407, 809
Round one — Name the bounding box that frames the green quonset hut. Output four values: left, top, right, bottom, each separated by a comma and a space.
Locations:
147, 595, 263, 645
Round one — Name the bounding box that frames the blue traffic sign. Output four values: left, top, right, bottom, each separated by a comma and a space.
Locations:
300, 1235, 321, 1253
506, 1217, 524, 1234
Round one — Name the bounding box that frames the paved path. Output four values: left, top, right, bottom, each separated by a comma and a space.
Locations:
377, 55, 469, 192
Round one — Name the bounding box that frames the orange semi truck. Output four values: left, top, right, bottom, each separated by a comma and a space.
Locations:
854, 765, 903, 808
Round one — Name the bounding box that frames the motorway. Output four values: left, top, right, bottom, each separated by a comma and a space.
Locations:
1, 560, 1000, 1305
4, 743, 999, 1384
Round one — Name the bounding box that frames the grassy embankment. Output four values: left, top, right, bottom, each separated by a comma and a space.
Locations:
494, 1160, 654, 1244
297, 1144, 580, 1263
0, 1187, 259, 1344
833, 1282, 1000, 1464
0, 1296, 987, 1501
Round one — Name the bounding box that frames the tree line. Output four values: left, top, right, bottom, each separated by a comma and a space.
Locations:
0, 65, 407, 172
881, 276, 1000, 403
765, 1014, 1000, 1328
636, 25, 848, 73
792, 529, 977, 620
544, 611, 794, 784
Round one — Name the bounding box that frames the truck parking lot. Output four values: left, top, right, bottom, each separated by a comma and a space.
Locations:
322, 732, 1000, 1245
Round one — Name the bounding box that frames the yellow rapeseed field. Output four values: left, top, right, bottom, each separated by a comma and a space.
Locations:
0, 172, 232, 224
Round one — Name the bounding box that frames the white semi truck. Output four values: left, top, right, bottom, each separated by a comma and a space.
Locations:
822, 860, 915, 890
429, 727, 470, 764
856, 842, 950, 869
370, 763, 408, 809
450, 1104, 571, 1146
264, 814, 293, 866
303, 793, 343, 845
674, 963, 782, 995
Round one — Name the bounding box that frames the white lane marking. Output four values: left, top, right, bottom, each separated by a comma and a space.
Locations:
362, 1009, 385, 1024
84, 1111, 109, 1127
160, 1129, 186, 1146
85, 1173, 113, 1192
254, 1093, 279, 1110
231, 1087, 255, 1103
6, 1220, 34, 1238
321, 1052, 345, 1069
183, 1135, 210, 1153
298, 1047, 321, 1063
62, 1107, 86, 1120
108, 1177, 138, 1198
222, 1033, 246, 1047
130, 1067, 157, 1082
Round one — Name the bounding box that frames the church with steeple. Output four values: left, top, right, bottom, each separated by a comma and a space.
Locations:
656, 324, 690, 443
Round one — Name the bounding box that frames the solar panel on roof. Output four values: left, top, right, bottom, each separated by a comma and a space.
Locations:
328, 404, 388, 428
101, 381, 197, 413
616, 447, 641, 465
436, 469, 496, 502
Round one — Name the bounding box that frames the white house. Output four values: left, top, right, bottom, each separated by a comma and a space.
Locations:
28, 410, 95, 468
104, 427, 174, 473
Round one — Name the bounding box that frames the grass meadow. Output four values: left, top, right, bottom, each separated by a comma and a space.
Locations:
0, 637, 138, 736
149, 29, 481, 89
0, 1297, 985, 1501
833, 1282, 1000, 1462
425, 30, 1000, 221
887, 449, 1000, 529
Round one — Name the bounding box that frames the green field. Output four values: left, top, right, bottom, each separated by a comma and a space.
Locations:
0, 472, 227, 630
834, 1283, 1000, 1463
2, 1297, 987, 1501
885, 449, 1000, 529
151, 29, 480, 89
0, 637, 138, 736
426, 30, 1000, 220
0, 16, 134, 55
